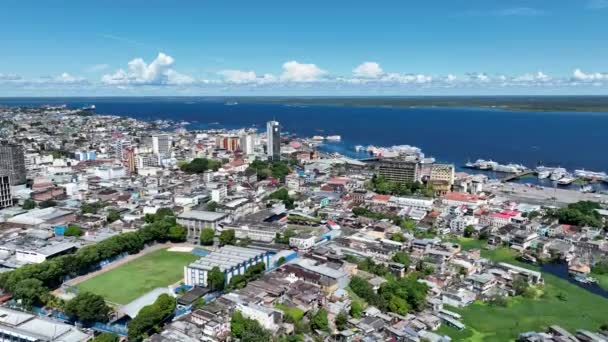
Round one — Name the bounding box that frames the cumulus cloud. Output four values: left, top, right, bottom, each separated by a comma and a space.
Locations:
353, 62, 384, 78
280, 61, 326, 82
101, 52, 194, 86
573, 68, 608, 81
514, 71, 551, 82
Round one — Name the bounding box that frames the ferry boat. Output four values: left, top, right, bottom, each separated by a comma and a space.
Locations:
550, 168, 567, 181
325, 135, 341, 141
558, 176, 575, 185
537, 170, 552, 179
493, 163, 526, 173
81, 104, 96, 111
574, 169, 607, 181
311, 135, 325, 141
354, 145, 364, 152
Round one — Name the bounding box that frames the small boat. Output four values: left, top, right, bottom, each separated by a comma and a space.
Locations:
225, 101, 238, 106
580, 184, 594, 193
558, 176, 575, 185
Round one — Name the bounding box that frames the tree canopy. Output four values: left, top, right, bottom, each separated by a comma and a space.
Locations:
65, 292, 111, 323
200, 228, 215, 246
230, 310, 272, 341
207, 266, 225, 291
128, 294, 176, 341
180, 158, 221, 174
219, 229, 236, 246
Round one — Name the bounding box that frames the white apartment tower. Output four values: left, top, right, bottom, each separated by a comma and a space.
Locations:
266, 121, 280, 161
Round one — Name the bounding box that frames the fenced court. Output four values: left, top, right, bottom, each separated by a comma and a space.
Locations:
75, 249, 199, 305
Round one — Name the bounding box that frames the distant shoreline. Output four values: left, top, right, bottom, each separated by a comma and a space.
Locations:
2, 95, 608, 113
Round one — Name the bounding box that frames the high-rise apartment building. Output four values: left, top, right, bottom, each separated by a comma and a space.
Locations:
0, 174, 12, 208
240, 133, 255, 155
151, 134, 171, 157
266, 121, 280, 161
0, 142, 26, 185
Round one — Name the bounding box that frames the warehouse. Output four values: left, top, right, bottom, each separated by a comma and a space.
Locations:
184, 246, 270, 287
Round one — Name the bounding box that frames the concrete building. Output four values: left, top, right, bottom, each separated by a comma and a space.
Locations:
152, 134, 171, 156
0, 142, 26, 185
216, 136, 240, 151
429, 163, 455, 194
289, 233, 316, 250
240, 133, 255, 155
0, 307, 91, 341
0, 174, 12, 209
177, 210, 227, 242
7, 207, 75, 227
184, 245, 270, 287
93, 165, 126, 180
377, 159, 420, 183
266, 121, 280, 161
137, 153, 160, 169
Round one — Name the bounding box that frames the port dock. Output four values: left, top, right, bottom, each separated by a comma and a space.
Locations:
501, 170, 535, 182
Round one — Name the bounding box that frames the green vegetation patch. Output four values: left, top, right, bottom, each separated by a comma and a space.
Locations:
77, 249, 198, 304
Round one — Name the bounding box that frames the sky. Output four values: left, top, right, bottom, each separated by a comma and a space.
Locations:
1, 0, 607, 96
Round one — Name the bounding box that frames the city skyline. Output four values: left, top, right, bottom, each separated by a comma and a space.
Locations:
1, 0, 608, 96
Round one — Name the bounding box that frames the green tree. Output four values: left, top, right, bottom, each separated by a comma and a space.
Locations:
310, 308, 329, 332
219, 229, 236, 246
207, 266, 225, 291
513, 276, 529, 295
64, 292, 111, 323
335, 310, 348, 331
92, 333, 119, 342
277, 256, 287, 266
464, 225, 475, 238
22, 198, 36, 210
64, 224, 84, 237
206, 201, 218, 212
391, 232, 406, 242
168, 225, 187, 242
13, 279, 47, 309
39, 199, 57, 208
230, 311, 272, 341
200, 228, 215, 246
392, 251, 411, 268
127, 294, 176, 341
106, 210, 121, 223
350, 301, 363, 318
180, 158, 221, 174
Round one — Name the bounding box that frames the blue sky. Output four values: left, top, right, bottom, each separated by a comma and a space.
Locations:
1, 0, 607, 95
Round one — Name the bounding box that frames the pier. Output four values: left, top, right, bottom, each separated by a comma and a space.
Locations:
501, 170, 535, 182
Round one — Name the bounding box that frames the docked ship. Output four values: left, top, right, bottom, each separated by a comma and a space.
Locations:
465, 159, 497, 170
493, 163, 527, 173
574, 169, 607, 181
557, 175, 575, 185
325, 135, 341, 141
537, 169, 552, 179
550, 168, 567, 181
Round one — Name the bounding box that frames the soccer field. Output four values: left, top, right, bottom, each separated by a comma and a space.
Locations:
76, 249, 199, 304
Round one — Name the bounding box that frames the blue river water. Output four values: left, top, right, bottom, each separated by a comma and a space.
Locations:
2, 97, 608, 177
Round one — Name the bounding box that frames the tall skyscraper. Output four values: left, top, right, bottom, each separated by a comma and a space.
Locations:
266, 121, 280, 161
0, 143, 26, 185
151, 134, 171, 157
0, 174, 12, 208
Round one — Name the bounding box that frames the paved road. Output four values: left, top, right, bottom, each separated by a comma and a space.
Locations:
487, 182, 608, 207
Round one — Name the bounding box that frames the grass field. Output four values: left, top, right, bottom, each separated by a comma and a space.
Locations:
76, 249, 199, 304
439, 242, 608, 341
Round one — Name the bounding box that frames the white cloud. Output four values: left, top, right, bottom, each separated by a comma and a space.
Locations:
573, 68, 608, 81
353, 62, 383, 78
514, 71, 551, 82
218, 70, 277, 84
382, 73, 433, 84
101, 52, 194, 85
280, 61, 326, 82
55, 72, 83, 83
219, 70, 258, 83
